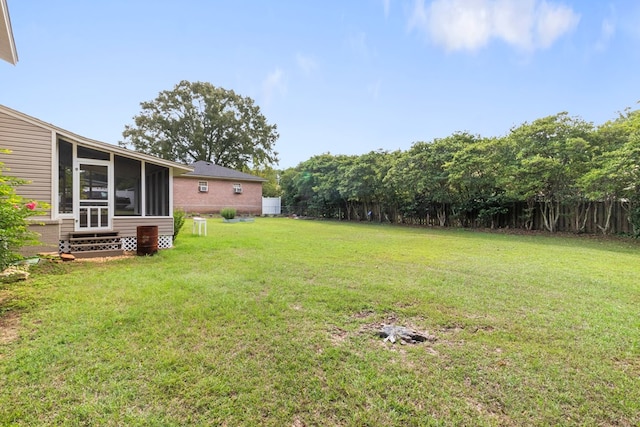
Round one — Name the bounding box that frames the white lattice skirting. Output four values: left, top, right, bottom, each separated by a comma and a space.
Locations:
59, 235, 173, 253
122, 235, 173, 251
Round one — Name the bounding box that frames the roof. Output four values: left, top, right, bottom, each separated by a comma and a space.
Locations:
0, 0, 17, 65
0, 104, 193, 175
184, 160, 267, 182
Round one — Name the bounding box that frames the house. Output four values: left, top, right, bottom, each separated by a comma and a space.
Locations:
173, 161, 266, 215
0, 104, 193, 257
0, 0, 18, 65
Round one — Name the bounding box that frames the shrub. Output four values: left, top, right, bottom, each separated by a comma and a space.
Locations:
220, 207, 237, 220
0, 149, 41, 270
173, 209, 186, 241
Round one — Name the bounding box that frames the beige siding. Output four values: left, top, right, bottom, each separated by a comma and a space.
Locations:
21, 221, 62, 256
60, 218, 75, 235
0, 111, 53, 209
113, 217, 174, 238
58, 217, 173, 238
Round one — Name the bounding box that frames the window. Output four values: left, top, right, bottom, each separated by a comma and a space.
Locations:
114, 155, 141, 216
58, 139, 73, 214
77, 145, 110, 161
233, 183, 243, 194
198, 181, 208, 192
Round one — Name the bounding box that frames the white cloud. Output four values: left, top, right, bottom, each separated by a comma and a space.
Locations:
262, 68, 286, 106
349, 31, 371, 57
383, 0, 391, 18
368, 78, 382, 100
534, 1, 580, 48
595, 19, 615, 51
408, 0, 580, 52
594, 6, 616, 52
296, 53, 318, 75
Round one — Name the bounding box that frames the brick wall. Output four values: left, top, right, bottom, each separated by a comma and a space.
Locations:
173, 177, 263, 215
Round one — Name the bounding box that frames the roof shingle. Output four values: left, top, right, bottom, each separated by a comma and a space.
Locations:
185, 161, 266, 182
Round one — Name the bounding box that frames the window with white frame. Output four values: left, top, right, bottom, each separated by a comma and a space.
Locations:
198, 181, 208, 192
233, 183, 243, 194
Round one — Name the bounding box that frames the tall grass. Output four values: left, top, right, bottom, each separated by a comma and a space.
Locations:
1, 218, 639, 426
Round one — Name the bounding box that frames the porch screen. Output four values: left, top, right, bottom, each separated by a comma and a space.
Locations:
114, 155, 141, 216
145, 163, 169, 216
58, 139, 73, 214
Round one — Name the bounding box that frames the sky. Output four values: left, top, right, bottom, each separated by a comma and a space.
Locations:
1, 0, 639, 169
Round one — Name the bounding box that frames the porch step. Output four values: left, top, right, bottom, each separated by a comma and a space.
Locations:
72, 249, 125, 259
68, 232, 123, 258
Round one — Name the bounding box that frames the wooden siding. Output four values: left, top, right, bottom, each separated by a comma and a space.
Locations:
60, 218, 75, 236
22, 221, 62, 256
112, 217, 174, 238
59, 217, 173, 238
0, 111, 53, 208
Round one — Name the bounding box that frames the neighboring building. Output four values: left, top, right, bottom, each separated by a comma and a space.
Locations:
0, 0, 17, 65
0, 104, 193, 257
174, 160, 266, 215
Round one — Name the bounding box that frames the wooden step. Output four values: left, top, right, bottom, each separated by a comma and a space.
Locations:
68, 231, 123, 258
69, 231, 119, 239
72, 249, 124, 259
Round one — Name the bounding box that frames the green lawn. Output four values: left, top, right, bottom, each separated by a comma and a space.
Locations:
1, 218, 639, 426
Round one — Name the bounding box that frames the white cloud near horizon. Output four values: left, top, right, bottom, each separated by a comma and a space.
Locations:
409, 0, 580, 52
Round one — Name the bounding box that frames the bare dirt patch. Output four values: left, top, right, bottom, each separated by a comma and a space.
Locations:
0, 289, 21, 346
328, 326, 349, 345
0, 310, 20, 345
74, 253, 136, 263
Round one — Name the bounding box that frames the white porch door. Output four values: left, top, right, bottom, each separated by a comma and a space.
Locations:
75, 160, 112, 231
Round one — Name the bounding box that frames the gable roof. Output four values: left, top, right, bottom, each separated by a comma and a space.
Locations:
185, 160, 267, 182
0, 104, 193, 174
0, 0, 17, 65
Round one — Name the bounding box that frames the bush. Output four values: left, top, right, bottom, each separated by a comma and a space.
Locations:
220, 207, 237, 220
173, 209, 186, 242
0, 149, 41, 270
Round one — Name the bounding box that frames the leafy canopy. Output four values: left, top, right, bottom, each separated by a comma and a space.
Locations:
120, 80, 279, 170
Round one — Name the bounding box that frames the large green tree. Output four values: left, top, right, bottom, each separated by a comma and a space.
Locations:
508, 113, 594, 232
445, 135, 513, 228
582, 109, 640, 234
120, 80, 279, 169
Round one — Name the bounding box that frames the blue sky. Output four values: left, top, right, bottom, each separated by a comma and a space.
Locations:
2, 0, 639, 168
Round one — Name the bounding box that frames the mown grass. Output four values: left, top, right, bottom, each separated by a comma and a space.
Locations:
1, 218, 639, 426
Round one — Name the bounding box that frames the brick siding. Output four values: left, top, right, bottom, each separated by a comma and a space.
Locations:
173, 177, 263, 215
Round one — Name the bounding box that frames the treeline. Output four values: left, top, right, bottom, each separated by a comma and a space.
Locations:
280, 109, 640, 235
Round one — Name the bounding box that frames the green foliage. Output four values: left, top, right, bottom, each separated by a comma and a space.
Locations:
172, 209, 186, 242
120, 80, 279, 170
507, 113, 594, 232
220, 207, 236, 219
0, 150, 40, 270
280, 106, 640, 234
251, 166, 282, 197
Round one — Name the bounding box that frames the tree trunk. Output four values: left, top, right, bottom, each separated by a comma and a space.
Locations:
436, 204, 447, 226
573, 200, 590, 233
540, 200, 560, 232
595, 198, 613, 235
524, 199, 535, 230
